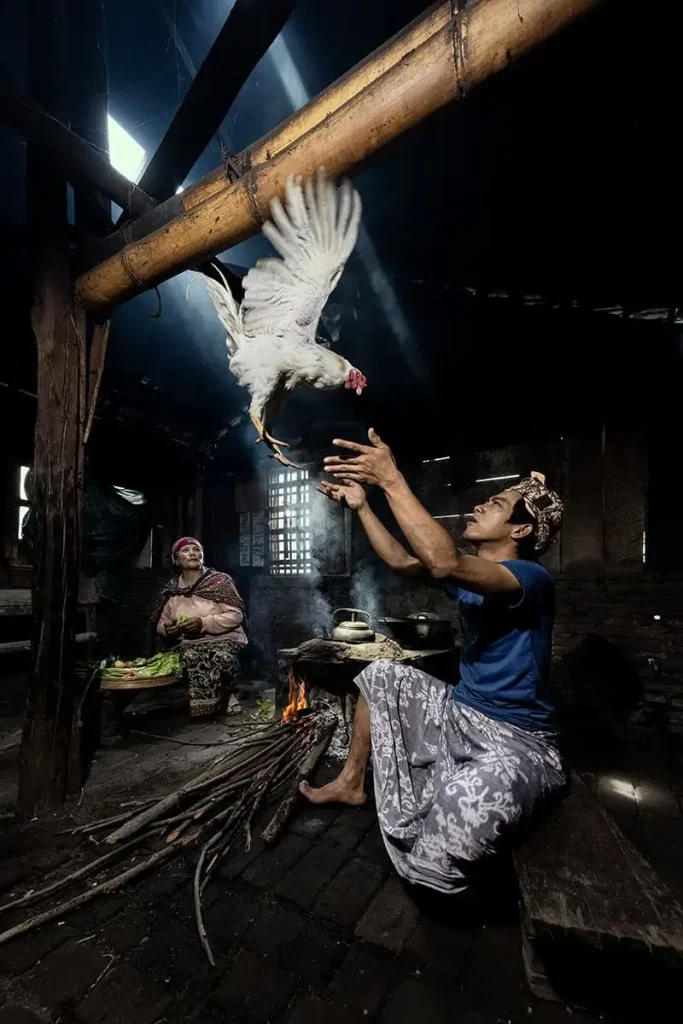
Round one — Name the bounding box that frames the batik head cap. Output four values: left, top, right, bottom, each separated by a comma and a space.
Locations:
510, 471, 564, 554
172, 536, 203, 559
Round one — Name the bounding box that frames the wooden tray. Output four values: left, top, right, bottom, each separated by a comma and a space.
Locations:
100, 674, 178, 692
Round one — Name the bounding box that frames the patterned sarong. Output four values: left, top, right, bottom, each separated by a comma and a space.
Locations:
356, 660, 566, 893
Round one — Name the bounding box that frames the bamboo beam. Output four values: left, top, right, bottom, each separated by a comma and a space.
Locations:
0, 66, 155, 220
76, 0, 602, 312
87, 0, 453, 263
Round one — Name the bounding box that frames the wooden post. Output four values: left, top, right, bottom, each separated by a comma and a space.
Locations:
18, 0, 108, 814
75, 0, 603, 311
18, 232, 86, 815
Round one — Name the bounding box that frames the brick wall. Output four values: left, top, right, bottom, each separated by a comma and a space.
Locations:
552, 571, 683, 734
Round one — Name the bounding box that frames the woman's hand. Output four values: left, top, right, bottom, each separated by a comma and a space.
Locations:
323, 429, 400, 490
180, 617, 203, 638
317, 479, 366, 511
164, 620, 182, 638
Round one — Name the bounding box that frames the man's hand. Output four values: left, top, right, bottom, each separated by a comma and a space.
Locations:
180, 616, 203, 638
317, 479, 366, 511
323, 429, 400, 490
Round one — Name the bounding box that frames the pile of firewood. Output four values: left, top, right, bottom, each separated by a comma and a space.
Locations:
0, 711, 335, 964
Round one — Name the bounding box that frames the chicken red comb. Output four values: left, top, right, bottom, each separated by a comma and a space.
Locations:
345, 368, 367, 392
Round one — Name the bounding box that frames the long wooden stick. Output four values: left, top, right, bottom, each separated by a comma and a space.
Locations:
0, 832, 150, 915
105, 729, 300, 844
261, 720, 337, 844
0, 842, 181, 948
75, 0, 603, 311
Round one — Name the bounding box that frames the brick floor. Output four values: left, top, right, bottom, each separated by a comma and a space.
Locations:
313, 856, 385, 931
0, 1008, 48, 1024
26, 939, 110, 1009
280, 918, 346, 985
355, 876, 420, 952
210, 948, 298, 1021
243, 901, 306, 958
326, 944, 399, 1016
285, 996, 364, 1024
275, 841, 351, 910
74, 963, 171, 1024
0, 708, 670, 1024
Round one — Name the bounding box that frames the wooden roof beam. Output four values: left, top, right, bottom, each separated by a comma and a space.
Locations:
90, 0, 452, 263
75, 0, 604, 312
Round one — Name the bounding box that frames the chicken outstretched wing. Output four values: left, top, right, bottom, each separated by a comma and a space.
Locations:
241, 169, 362, 342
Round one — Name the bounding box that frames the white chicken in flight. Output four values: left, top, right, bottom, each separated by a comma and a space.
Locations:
204, 168, 367, 466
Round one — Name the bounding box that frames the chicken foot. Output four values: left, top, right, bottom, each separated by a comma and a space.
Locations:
249, 413, 289, 448
250, 413, 303, 469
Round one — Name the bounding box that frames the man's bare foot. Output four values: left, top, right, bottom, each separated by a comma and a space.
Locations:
299, 776, 367, 807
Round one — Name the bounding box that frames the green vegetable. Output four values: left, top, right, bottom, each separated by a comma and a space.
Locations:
101, 651, 181, 680
177, 613, 192, 625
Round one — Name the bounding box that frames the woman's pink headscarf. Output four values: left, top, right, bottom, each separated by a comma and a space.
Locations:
172, 536, 203, 559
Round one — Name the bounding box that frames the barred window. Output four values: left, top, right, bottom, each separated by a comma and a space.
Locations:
268, 468, 312, 575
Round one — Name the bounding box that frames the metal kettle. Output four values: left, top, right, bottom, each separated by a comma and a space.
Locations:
331, 608, 374, 644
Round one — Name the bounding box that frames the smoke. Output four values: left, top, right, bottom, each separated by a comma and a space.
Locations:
291, 484, 339, 638
350, 558, 387, 627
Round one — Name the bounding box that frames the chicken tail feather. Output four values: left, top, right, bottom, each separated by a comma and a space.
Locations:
204, 265, 244, 355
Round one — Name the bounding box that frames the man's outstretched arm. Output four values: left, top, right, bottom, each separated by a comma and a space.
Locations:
324, 431, 520, 597
317, 479, 422, 575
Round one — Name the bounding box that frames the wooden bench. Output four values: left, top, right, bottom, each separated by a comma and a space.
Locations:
514, 772, 683, 1011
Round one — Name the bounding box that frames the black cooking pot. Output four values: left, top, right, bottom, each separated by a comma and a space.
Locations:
377, 614, 453, 650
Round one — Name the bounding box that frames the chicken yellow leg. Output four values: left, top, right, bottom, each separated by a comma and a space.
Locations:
249, 413, 303, 469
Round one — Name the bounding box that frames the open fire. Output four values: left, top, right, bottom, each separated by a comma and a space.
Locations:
282, 667, 308, 723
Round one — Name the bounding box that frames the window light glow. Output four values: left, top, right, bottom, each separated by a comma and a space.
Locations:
475, 474, 520, 484
107, 114, 146, 183
269, 468, 313, 575
19, 466, 29, 502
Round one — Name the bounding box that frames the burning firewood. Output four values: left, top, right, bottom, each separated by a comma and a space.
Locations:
282, 667, 308, 723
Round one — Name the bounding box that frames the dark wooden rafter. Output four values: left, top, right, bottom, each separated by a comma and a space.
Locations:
0, 67, 155, 221
132, 0, 297, 205
88, 0, 453, 264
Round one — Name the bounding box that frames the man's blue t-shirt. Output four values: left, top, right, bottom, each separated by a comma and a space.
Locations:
444, 560, 556, 733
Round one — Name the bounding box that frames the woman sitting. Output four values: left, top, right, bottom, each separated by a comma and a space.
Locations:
155, 537, 247, 718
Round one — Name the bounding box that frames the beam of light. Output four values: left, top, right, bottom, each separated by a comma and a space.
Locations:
107, 114, 146, 184
600, 776, 636, 800
268, 35, 429, 384
422, 456, 450, 464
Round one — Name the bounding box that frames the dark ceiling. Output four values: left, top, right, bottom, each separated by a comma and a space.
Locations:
1, 0, 682, 471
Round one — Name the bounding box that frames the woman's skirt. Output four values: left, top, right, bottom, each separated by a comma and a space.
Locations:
180, 638, 243, 717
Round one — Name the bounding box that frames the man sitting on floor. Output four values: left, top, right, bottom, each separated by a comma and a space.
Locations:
301, 429, 566, 894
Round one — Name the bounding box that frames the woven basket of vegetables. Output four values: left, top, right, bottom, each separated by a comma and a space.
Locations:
100, 652, 181, 690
